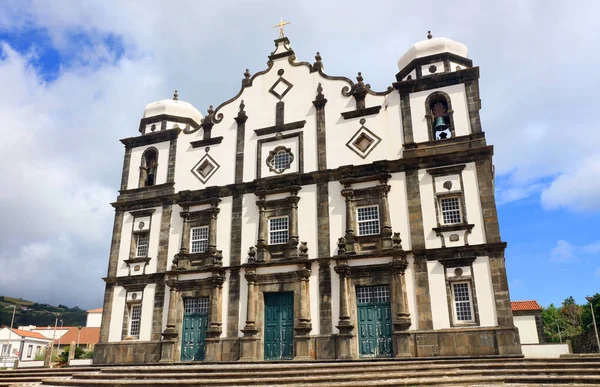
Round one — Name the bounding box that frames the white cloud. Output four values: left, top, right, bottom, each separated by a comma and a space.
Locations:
550, 240, 577, 263
541, 154, 600, 212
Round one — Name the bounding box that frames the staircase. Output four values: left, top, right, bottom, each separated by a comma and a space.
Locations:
2, 358, 600, 386
0, 367, 95, 387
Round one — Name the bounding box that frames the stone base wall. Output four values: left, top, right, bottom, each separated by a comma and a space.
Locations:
94, 341, 161, 364
95, 326, 520, 364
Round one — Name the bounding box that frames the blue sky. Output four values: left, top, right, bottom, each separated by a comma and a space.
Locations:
0, 1, 597, 309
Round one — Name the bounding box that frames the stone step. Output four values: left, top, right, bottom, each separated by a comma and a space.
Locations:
72, 366, 600, 381
39, 374, 600, 387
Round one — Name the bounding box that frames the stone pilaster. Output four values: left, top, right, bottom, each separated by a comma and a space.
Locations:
399, 93, 414, 144
120, 147, 132, 191
312, 83, 328, 171
98, 283, 114, 343
240, 268, 259, 361
318, 259, 332, 335
391, 257, 412, 357
107, 211, 125, 278
160, 280, 179, 363
476, 157, 501, 244
406, 168, 433, 330
166, 137, 177, 183
334, 262, 354, 360
256, 201, 267, 262
294, 265, 313, 360
205, 274, 225, 361
341, 188, 356, 254
378, 182, 392, 249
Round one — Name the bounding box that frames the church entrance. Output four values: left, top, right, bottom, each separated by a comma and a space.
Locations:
181, 297, 208, 361
264, 292, 294, 360
356, 285, 393, 358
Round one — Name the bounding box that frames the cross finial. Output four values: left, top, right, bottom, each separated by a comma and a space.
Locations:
173, 90, 178, 100
427, 31, 433, 39
273, 17, 290, 38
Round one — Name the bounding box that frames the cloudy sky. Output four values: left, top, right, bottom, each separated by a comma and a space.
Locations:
0, 1, 597, 310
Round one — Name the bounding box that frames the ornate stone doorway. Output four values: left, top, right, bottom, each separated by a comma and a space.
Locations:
356, 285, 393, 358
181, 297, 209, 361
263, 292, 294, 360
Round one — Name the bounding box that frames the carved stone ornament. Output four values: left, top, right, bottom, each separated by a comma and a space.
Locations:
337, 237, 347, 255
299, 241, 308, 257
247, 246, 256, 263
443, 180, 453, 191
392, 232, 402, 250
266, 145, 294, 174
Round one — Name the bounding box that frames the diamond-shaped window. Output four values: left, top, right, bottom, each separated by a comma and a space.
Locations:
191, 153, 220, 184
269, 77, 293, 100
346, 121, 382, 159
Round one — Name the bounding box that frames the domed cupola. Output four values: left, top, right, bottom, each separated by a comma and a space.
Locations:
139, 90, 203, 135
396, 31, 471, 82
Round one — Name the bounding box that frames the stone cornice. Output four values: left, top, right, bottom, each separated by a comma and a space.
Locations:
393, 67, 479, 94
395, 52, 473, 82
138, 115, 199, 135
120, 128, 181, 149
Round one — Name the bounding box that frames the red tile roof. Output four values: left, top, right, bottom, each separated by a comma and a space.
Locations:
86, 308, 102, 313
10, 328, 50, 340
512, 300, 542, 311
53, 327, 100, 345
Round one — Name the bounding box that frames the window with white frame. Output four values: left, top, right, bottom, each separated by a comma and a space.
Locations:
357, 205, 380, 236
135, 233, 149, 257
440, 197, 462, 225
1, 344, 9, 355
269, 216, 289, 245
452, 282, 474, 322
129, 304, 142, 337
27, 345, 33, 357
190, 226, 209, 253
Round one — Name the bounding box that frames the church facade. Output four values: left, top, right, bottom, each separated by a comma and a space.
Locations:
95, 33, 521, 364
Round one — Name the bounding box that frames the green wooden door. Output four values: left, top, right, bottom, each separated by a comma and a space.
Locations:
181, 297, 209, 361
357, 285, 393, 358
264, 292, 294, 360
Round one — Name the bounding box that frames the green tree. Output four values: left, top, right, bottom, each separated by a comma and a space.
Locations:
542, 303, 569, 343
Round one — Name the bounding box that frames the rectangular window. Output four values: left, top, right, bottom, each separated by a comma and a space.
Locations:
1, 344, 8, 355
184, 297, 210, 315
357, 205, 380, 236
135, 233, 149, 257
190, 226, 209, 253
440, 197, 462, 224
452, 282, 474, 322
27, 345, 33, 357
129, 304, 142, 337
269, 216, 289, 245
36, 345, 41, 355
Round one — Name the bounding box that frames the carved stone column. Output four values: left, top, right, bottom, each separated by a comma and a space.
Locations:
378, 183, 393, 249
294, 264, 313, 360
334, 262, 354, 359
288, 194, 300, 258
256, 200, 267, 262
160, 278, 179, 362
205, 274, 225, 362
240, 267, 259, 361
341, 188, 356, 254
390, 257, 412, 358
173, 207, 190, 270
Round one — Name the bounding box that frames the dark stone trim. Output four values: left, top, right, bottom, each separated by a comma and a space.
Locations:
227, 269, 240, 337
98, 283, 114, 343
234, 109, 247, 185
318, 259, 332, 335
104, 272, 165, 286
156, 203, 173, 273
426, 164, 466, 177
167, 138, 177, 184
396, 52, 473, 81
253, 120, 306, 136
256, 132, 304, 179
107, 211, 125, 278
433, 223, 475, 234
393, 67, 479, 94
475, 156, 501, 244
403, 132, 487, 159
123, 257, 151, 265
340, 172, 391, 186
268, 38, 294, 61
138, 115, 199, 135
316, 183, 331, 259
121, 128, 181, 149
465, 79, 483, 133
340, 106, 382, 120
399, 93, 414, 145
419, 242, 507, 261
313, 91, 328, 171
120, 148, 132, 191
129, 209, 156, 217
190, 136, 223, 148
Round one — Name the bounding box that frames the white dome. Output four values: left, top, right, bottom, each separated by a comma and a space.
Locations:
143, 98, 203, 125
397, 37, 468, 72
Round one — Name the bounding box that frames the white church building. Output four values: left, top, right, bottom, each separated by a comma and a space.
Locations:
96, 32, 521, 363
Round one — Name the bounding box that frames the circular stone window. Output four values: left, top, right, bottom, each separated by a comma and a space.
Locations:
266, 146, 294, 174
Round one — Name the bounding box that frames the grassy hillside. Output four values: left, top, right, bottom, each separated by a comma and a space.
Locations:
0, 295, 87, 328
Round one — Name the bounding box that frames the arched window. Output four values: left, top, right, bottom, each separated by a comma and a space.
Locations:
139, 148, 158, 187
425, 92, 456, 141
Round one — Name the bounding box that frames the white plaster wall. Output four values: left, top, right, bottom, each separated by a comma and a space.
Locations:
238, 268, 248, 337
419, 163, 485, 249
217, 196, 233, 267
409, 83, 471, 143
326, 91, 403, 170
298, 184, 318, 258
328, 181, 345, 257
139, 284, 155, 341
428, 260, 451, 329
521, 343, 570, 358
127, 141, 171, 190
421, 61, 444, 77
86, 312, 102, 328
388, 172, 412, 250
309, 261, 319, 335
220, 270, 230, 338
240, 193, 260, 265
116, 206, 162, 277
472, 256, 497, 327
514, 315, 540, 344
108, 286, 126, 342
405, 255, 418, 330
